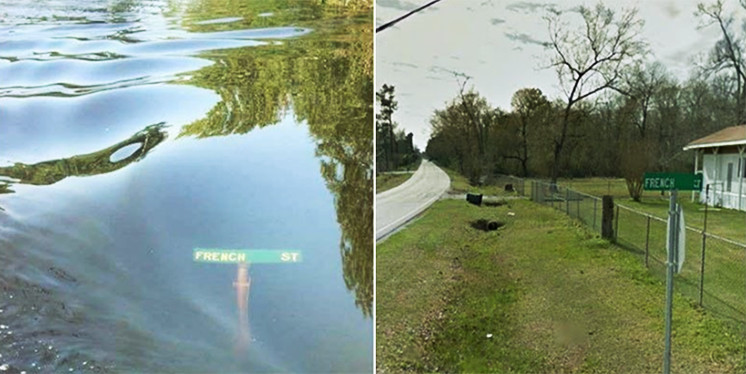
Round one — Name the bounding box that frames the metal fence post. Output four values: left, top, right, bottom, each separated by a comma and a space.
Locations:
699, 185, 710, 308
645, 216, 650, 268
521, 178, 525, 196
593, 199, 597, 231
566, 188, 570, 215
614, 205, 620, 242
699, 231, 706, 307
576, 194, 580, 221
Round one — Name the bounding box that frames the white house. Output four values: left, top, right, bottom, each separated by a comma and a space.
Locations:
683, 125, 746, 211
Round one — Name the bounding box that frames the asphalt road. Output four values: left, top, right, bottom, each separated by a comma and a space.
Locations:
376, 160, 450, 241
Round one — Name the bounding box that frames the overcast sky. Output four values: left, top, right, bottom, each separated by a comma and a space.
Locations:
376, 0, 735, 149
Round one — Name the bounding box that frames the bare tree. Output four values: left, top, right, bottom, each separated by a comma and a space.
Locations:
622, 62, 671, 138
697, 0, 746, 123
545, 3, 647, 184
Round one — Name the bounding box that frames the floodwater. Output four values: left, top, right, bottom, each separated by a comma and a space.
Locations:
0, 0, 373, 372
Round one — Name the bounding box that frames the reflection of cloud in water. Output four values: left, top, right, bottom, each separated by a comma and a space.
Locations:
505, 31, 547, 46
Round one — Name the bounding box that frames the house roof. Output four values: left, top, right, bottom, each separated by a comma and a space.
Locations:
683, 125, 746, 150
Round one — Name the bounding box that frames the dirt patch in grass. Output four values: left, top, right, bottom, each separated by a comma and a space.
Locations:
469, 219, 504, 231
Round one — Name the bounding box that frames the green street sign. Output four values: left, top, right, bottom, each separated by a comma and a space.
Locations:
643, 173, 703, 191
193, 249, 302, 264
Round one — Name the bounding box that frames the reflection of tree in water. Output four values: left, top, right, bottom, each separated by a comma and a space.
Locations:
178, 5, 373, 316
0, 123, 166, 186
295, 22, 373, 317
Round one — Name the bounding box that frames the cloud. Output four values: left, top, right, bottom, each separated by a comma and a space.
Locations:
391, 61, 419, 69
658, 1, 681, 18
490, 18, 506, 26
429, 65, 472, 80
504, 32, 547, 47
506, 1, 556, 14
376, 0, 421, 11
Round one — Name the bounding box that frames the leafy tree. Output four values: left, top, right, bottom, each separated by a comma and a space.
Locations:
505, 88, 551, 176
376, 84, 398, 171
428, 88, 498, 184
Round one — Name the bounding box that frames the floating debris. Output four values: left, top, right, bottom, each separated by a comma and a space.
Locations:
0, 364, 8, 371
486, 333, 493, 338
0, 325, 7, 329
507, 212, 515, 216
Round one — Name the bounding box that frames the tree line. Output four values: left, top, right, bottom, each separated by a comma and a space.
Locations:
376, 84, 421, 172
425, 0, 746, 200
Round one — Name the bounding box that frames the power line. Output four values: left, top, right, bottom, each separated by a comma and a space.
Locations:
376, 0, 444, 33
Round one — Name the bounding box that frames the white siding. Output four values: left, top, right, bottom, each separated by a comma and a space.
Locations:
700, 152, 746, 211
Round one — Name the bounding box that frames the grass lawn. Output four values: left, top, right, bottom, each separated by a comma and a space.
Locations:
377, 172, 414, 193
376, 199, 746, 373
560, 177, 746, 243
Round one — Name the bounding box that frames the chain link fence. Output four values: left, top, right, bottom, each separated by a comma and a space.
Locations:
489, 174, 526, 196
529, 179, 746, 323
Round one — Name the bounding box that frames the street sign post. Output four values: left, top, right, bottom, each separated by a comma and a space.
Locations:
193, 249, 302, 264
192, 248, 302, 352
643, 173, 694, 374
643, 172, 703, 191
665, 207, 686, 274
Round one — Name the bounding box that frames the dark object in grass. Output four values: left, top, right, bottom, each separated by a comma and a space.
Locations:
484, 201, 506, 207
505, 184, 514, 192
466, 193, 483, 206
470, 219, 504, 231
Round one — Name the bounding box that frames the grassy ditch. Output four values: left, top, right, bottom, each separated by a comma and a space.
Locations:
376, 199, 746, 373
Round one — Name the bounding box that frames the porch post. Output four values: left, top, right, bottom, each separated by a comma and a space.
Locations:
739, 146, 745, 211
715, 147, 720, 207
692, 149, 699, 202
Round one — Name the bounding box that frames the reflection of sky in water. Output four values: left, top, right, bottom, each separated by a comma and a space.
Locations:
1, 115, 372, 372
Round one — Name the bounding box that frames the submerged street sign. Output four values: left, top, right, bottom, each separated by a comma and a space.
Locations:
643, 173, 703, 191
193, 249, 302, 264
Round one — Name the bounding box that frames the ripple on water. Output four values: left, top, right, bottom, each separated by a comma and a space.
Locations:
194, 17, 243, 25
0, 57, 212, 93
